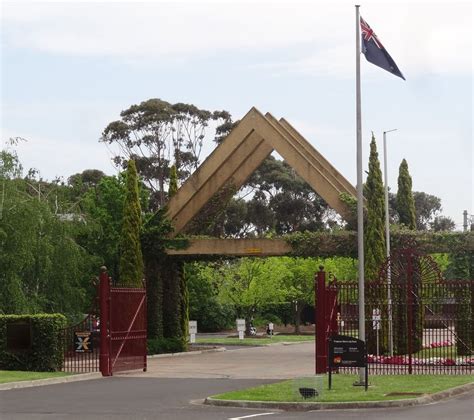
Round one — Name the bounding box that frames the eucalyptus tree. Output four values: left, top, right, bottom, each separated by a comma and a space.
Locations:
101, 98, 231, 209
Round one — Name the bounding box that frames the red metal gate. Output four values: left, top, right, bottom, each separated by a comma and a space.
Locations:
315, 247, 473, 375
61, 302, 100, 373
315, 267, 339, 374
99, 268, 147, 376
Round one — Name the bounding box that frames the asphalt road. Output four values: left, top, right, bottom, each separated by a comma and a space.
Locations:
1, 377, 473, 420
1, 343, 473, 419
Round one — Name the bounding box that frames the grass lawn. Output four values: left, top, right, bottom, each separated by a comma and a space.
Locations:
0, 371, 71, 384
196, 335, 314, 346
211, 374, 474, 403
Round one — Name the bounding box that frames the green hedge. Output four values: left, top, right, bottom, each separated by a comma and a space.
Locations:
0, 314, 67, 372
147, 337, 187, 355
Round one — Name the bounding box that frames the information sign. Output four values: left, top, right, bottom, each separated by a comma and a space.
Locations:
328, 335, 368, 390
236, 319, 246, 340
189, 320, 197, 343
189, 321, 197, 334
74, 331, 93, 353
372, 308, 381, 330
236, 319, 246, 332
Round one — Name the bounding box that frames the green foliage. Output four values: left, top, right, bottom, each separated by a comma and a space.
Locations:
396, 159, 416, 229
430, 215, 456, 232
430, 253, 450, 273
339, 192, 357, 230
168, 165, 178, 198
445, 247, 474, 354
141, 208, 189, 339
180, 264, 189, 339
101, 98, 231, 209
78, 174, 126, 282
283, 230, 474, 258
184, 182, 238, 236
364, 134, 386, 281
0, 370, 69, 383
0, 314, 66, 371
162, 259, 184, 340
413, 191, 442, 230
212, 374, 474, 403
186, 262, 234, 332
147, 337, 186, 355
244, 157, 329, 235
119, 160, 144, 287
0, 151, 98, 316
182, 155, 332, 237
217, 258, 289, 322
285, 231, 358, 258
188, 257, 356, 333
446, 249, 474, 279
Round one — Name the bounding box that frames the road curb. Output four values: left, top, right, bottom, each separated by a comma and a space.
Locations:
147, 347, 226, 359
0, 347, 226, 391
204, 381, 474, 411
194, 341, 310, 349
0, 372, 103, 391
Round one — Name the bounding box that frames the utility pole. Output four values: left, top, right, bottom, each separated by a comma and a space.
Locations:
383, 129, 397, 356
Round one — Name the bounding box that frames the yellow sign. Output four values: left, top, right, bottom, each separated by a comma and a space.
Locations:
245, 248, 262, 254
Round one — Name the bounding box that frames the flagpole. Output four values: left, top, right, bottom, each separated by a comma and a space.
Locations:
355, 4, 366, 385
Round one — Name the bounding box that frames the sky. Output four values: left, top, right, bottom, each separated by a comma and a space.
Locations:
1, 0, 472, 230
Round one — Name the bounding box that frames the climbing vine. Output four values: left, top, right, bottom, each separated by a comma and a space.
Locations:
284, 231, 473, 258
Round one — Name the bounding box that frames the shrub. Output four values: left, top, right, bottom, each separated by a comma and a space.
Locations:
0, 314, 67, 371
147, 337, 186, 355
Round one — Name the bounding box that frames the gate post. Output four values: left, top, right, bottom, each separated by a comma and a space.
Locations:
315, 266, 327, 374
407, 253, 413, 374
327, 286, 338, 336
99, 266, 111, 377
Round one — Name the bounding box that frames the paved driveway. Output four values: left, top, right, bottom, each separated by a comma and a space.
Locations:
122, 342, 315, 379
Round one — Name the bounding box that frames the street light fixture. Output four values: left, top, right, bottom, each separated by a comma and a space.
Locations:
383, 128, 397, 356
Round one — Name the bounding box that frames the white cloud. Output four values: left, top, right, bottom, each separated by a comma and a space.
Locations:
2, 128, 117, 180
2, 1, 472, 76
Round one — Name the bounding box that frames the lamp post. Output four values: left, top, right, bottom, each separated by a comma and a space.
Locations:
383, 129, 397, 356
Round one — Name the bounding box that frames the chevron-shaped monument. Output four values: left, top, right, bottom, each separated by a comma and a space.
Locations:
165, 107, 357, 256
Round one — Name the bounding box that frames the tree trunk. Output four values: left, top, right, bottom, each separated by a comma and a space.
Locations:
294, 301, 305, 334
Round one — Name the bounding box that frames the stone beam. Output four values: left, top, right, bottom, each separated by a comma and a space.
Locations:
165, 238, 292, 256
166, 111, 257, 223
248, 108, 353, 220
167, 132, 273, 236
277, 117, 357, 198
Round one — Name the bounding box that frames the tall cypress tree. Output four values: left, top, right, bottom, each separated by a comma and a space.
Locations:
396, 159, 416, 229
363, 134, 387, 354
119, 160, 144, 287
364, 133, 386, 282
168, 165, 178, 198
161, 166, 187, 349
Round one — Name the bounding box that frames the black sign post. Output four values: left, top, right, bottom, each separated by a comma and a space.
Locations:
328, 335, 368, 391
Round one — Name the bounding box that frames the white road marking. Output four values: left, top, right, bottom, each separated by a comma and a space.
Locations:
228, 413, 276, 420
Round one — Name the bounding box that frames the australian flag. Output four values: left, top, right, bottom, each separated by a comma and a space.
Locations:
360, 17, 405, 80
